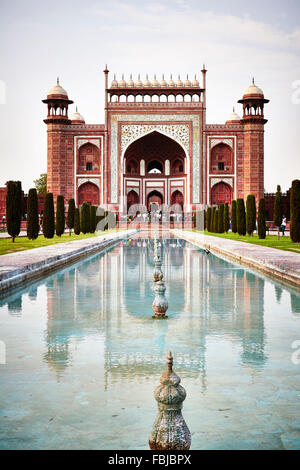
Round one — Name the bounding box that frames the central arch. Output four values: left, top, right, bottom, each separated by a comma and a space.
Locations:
123, 131, 188, 212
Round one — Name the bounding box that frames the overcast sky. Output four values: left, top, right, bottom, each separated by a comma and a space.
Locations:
0, 0, 299, 192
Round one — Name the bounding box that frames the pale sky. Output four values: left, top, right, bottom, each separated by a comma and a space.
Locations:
0, 0, 299, 193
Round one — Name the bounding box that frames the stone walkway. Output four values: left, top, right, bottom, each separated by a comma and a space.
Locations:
0, 229, 137, 294
173, 229, 300, 289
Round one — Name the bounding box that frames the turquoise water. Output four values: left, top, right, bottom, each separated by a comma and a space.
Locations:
0, 235, 300, 450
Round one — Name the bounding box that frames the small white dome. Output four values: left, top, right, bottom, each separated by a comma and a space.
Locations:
71, 107, 85, 123
168, 74, 175, 87
160, 74, 167, 87
152, 74, 159, 87
119, 74, 127, 87
226, 109, 241, 122
110, 74, 118, 88
244, 80, 264, 96
127, 74, 134, 87
48, 78, 68, 97
144, 74, 151, 87
176, 75, 183, 87
192, 75, 199, 87
184, 75, 191, 87
136, 74, 143, 87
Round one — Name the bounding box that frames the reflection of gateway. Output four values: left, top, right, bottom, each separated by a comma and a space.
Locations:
43, 70, 269, 214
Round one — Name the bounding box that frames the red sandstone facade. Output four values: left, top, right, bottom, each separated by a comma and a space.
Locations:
43, 69, 269, 213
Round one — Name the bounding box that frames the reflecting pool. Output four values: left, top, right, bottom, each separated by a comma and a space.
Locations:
0, 236, 300, 449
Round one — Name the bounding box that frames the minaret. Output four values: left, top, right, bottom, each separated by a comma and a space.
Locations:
238, 78, 269, 202
42, 79, 73, 203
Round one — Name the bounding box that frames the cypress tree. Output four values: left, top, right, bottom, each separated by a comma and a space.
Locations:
214, 209, 219, 233
43, 192, 55, 238
258, 197, 266, 239
246, 194, 256, 236
67, 198, 75, 236
211, 207, 216, 233
6, 180, 22, 242
26, 188, 39, 240
203, 209, 206, 231
90, 205, 97, 233
206, 207, 212, 232
236, 198, 246, 235
218, 204, 224, 233
273, 185, 283, 239
55, 195, 65, 237
290, 179, 300, 242
74, 208, 80, 235
80, 202, 90, 234
224, 202, 230, 232
231, 200, 237, 233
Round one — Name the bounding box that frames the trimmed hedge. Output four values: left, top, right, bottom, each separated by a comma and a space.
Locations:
231, 200, 237, 233
246, 194, 256, 235
290, 179, 300, 242
80, 202, 90, 234
55, 195, 65, 237
6, 180, 22, 242
224, 202, 230, 232
67, 198, 75, 235
43, 193, 55, 239
26, 188, 39, 240
258, 197, 266, 239
74, 208, 80, 235
236, 198, 246, 236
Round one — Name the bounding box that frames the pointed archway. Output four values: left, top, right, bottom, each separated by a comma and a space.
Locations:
147, 190, 163, 212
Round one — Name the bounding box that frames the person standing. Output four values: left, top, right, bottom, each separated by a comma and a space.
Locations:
281, 216, 287, 236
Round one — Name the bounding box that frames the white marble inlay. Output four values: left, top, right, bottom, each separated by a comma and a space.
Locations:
78, 138, 100, 149
77, 177, 100, 188
211, 177, 233, 188
210, 138, 233, 149
110, 113, 200, 204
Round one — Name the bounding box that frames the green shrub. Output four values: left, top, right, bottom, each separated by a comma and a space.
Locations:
26, 188, 39, 240
74, 208, 80, 235
231, 200, 237, 233
224, 202, 230, 232
258, 197, 266, 239
211, 207, 216, 233
55, 195, 65, 237
206, 207, 212, 232
236, 198, 246, 235
218, 204, 224, 233
43, 193, 55, 239
80, 203, 90, 234
246, 194, 256, 235
67, 198, 75, 235
214, 209, 219, 233
290, 179, 300, 242
90, 205, 97, 233
6, 181, 22, 243
273, 185, 283, 237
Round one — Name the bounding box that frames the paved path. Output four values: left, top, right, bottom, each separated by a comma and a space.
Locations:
0, 230, 137, 294
173, 229, 300, 289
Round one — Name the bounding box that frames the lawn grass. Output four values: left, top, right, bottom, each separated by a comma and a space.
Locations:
191, 230, 300, 254
0, 230, 119, 256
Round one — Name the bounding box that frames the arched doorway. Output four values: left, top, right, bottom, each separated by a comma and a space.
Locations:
211, 182, 232, 205
147, 190, 163, 212
171, 190, 184, 208
78, 182, 100, 206
210, 143, 233, 174
127, 189, 139, 212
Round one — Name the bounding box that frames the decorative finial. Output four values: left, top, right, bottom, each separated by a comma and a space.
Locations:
138, 73, 140, 79
178, 74, 181, 79
122, 73, 124, 79
233, 106, 235, 112
146, 73, 148, 79
162, 73, 164, 79
76, 106, 78, 112
186, 74, 189, 79
252, 77, 255, 85
170, 73, 172, 79
167, 351, 173, 371
130, 73, 132, 79
57, 77, 59, 85
114, 73, 116, 79
149, 352, 191, 450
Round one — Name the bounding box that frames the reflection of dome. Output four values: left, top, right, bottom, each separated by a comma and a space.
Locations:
48, 78, 68, 97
